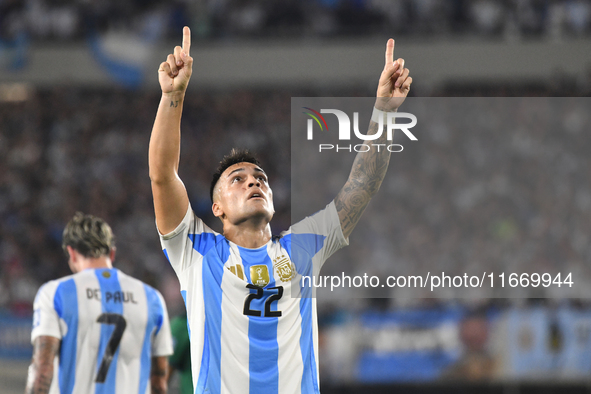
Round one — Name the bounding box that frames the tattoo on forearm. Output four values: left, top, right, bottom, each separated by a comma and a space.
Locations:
170, 100, 179, 108
26, 337, 60, 394
27, 370, 53, 394
335, 120, 392, 237
350, 121, 390, 193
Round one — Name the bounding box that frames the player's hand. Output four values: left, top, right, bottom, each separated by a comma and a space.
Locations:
158, 26, 193, 95
375, 39, 412, 111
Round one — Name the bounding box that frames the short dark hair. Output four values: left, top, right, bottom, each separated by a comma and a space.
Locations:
62, 212, 115, 258
210, 148, 261, 202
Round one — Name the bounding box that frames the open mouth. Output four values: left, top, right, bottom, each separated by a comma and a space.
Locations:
248, 192, 264, 200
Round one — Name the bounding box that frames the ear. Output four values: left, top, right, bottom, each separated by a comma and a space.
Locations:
66, 246, 79, 273
109, 247, 116, 262
66, 246, 77, 262
212, 201, 224, 218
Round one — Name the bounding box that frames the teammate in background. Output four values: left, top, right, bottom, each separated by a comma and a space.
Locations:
25, 213, 174, 394
168, 313, 193, 394
149, 27, 411, 393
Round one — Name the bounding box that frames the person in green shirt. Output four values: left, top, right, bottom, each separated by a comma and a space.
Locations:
169, 314, 193, 394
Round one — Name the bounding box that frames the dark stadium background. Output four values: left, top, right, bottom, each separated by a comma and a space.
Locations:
1, 1, 591, 393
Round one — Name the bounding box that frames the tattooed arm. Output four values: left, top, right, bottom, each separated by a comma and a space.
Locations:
334, 39, 412, 238
150, 356, 169, 394
25, 336, 60, 394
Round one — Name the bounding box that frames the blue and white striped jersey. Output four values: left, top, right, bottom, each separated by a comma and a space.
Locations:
160, 201, 348, 394
31, 268, 173, 394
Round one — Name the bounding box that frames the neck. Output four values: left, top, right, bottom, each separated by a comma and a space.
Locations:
223, 222, 273, 248
80, 257, 113, 271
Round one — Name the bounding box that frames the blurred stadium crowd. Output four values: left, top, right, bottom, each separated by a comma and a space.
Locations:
1, 0, 590, 41
307, 96, 591, 300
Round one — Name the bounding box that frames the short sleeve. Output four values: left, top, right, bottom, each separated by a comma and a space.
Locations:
31, 281, 62, 343
152, 291, 174, 357
290, 201, 349, 270
158, 204, 218, 274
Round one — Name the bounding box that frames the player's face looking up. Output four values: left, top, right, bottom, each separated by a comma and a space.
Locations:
212, 162, 274, 225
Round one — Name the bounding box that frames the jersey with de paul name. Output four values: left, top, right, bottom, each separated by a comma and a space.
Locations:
159, 201, 348, 394
31, 268, 173, 394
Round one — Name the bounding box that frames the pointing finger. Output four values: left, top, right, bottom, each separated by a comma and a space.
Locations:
182, 26, 191, 57
384, 38, 395, 67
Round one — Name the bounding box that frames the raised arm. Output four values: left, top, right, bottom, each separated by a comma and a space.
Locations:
25, 336, 60, 394
334, 39, 412, 239
149, 26, 194, 235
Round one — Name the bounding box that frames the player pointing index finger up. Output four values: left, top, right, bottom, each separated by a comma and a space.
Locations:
149, 28, 412, 394
376, 38, 412, 111
183, 25, 191, 56
158, 26, 193, 95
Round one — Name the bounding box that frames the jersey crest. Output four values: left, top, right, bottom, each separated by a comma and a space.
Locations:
273, 255, 296, 282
